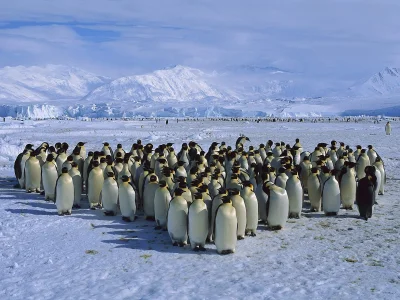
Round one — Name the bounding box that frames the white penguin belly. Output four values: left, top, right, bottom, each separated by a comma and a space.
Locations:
56, 177, 74, 213
215, 205, 237, 253
102, 180, 119, 213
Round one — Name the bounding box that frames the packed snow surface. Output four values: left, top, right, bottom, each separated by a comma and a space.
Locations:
0, 119, 400, 299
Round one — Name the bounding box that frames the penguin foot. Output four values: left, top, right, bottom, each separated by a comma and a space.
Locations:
40, 191, 45, 196
58, 212, 64, 216
27, 190, 32, 193
35, 189, 41, 193
250, 232, 256, 237
325, 212, 337, 216
378, 192, 383, 195
103, 211, 115, 216
199, 246, 206, 251
237, 236, 244, 240
172, 242, 178, 247
374, 201, 379, 205
178, 242, 185, 247
220, 250, 234, 255
90, 207, 96, 210
270, 225, 282, 231
193, 247, 200, 252
122, 216, 132, 222
145, 216, 155, 221
154, 226, 162, 230
64, 211, 71, 215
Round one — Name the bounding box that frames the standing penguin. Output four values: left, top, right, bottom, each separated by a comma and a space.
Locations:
41, 154, 58, 201
24, 151, 41, 193
264, 184, 289, 230
356, 167, 377, 221
143, 175, 159, 220
119, 175, 137, 222
385, 121, 391, 135
68, 162, 82, 208
55, 167, 74, 215
214, 196, 237, 255
167, 188, 188, 246
210, 188, 228, 241
188, 192, 208, 251
356, 150, 371, 180
102, 172, 119, 216
286, 170, 303, 218
339, 162, 357, 210
230, 188, 247, 240
373, 157, 386, 195
87, 161, 104, 209
255, 175, 270, 224
322, 171, 341, 216
154, 180, 171, 230
308, 168, 322, 212
240, 181, 258, 236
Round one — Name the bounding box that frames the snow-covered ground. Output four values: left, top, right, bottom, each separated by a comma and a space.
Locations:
1, 119, 399, 300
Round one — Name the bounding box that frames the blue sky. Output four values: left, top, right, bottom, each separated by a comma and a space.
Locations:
0, 0, 399, 81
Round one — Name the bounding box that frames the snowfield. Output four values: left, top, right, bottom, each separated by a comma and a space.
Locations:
0, 119, 399, 300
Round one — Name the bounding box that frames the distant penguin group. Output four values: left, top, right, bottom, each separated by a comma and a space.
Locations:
14, 134, 387, 254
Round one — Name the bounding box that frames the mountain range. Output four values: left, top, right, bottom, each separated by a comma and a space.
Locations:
0, 64, 399, 118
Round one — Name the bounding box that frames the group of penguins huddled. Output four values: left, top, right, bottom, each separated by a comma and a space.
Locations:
14, 136, 386, 254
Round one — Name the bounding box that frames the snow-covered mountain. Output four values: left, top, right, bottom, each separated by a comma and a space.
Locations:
0, 65, 110, 102
349, 67, 400, 96
82, 65, 232, 103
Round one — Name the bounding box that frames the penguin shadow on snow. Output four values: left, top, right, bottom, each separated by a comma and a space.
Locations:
97, 219, 216, 255
5, 208, 55, 216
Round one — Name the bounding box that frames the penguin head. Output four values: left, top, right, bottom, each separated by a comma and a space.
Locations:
178, 182, 187, 189
103, 142, 110, 147
159, 180, 167, 187
356, 145, 362, 150
88, 151, 94, 157
259, 143, 265, 149
303, 156, 310, 161
193, 192, 203, 200
221, 196, 231, 204
368, 145, 373, 149
92, 161, 100, 168
121, 175, 130, 183
107, 172, 115, 178
311, 167, 319, 174
46, 154, 54, 162
78, 142, 86, 147
174, 188, 185, 196
62, 167, 69, 174
177, 161, 185, 167
71, 162, 78, 168
150, 175, 157, 182
117, 144, 122, 149
218, 187, 227, 195
67, 155, 73, 162
229, 188, 240, 196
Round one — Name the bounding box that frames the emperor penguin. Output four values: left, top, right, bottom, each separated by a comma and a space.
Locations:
101, 142, 113, 157
299, 156, 312, 192
37, 147, 47, 167
119, 175, 137, 222
87, 161, 104, 209
210, 187, 228, 242
366, 145, 378, 165
356, 150, 371, 180
373, 157, 386, 195
14, 144, 34, 188
117, 157, 132, 185
275, 167, 289, 189
143, 175, 159, 220
272, 143, 282, 158
76, 142, 87, 159
214, 196, 237, 254
235, 136, 250, 150
72, 148, 84, 176
356, 166, 377, 220
322, 171, 341, 216
308, 168, 322, 212
41, 154, 58, 201
83, 151, 93, 188
68, 162, 82, 208
188, 192, 208, 251
101, 172, 119, 216
113, 144, 125, 160
24, 151, 41, 193
286, 170, 303, 219
167, 188, 188, 246
385, 121, 391, 135
177, 143, 190, 170
55, 167, 74, 215
56, 149, 68, 175
229, 188, 247, 240
339, 162, 357, 210
259, 144, 267, 162
255, 173, 270, 224
264, 183, 289, 230
175, 161, 188, 179
240, 181, 258, 236
167, 147, 178, 168
373, 164, 382, 200
154, 180, 171, 230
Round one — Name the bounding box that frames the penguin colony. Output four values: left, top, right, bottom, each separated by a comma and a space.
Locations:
14, 137, 386, 254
